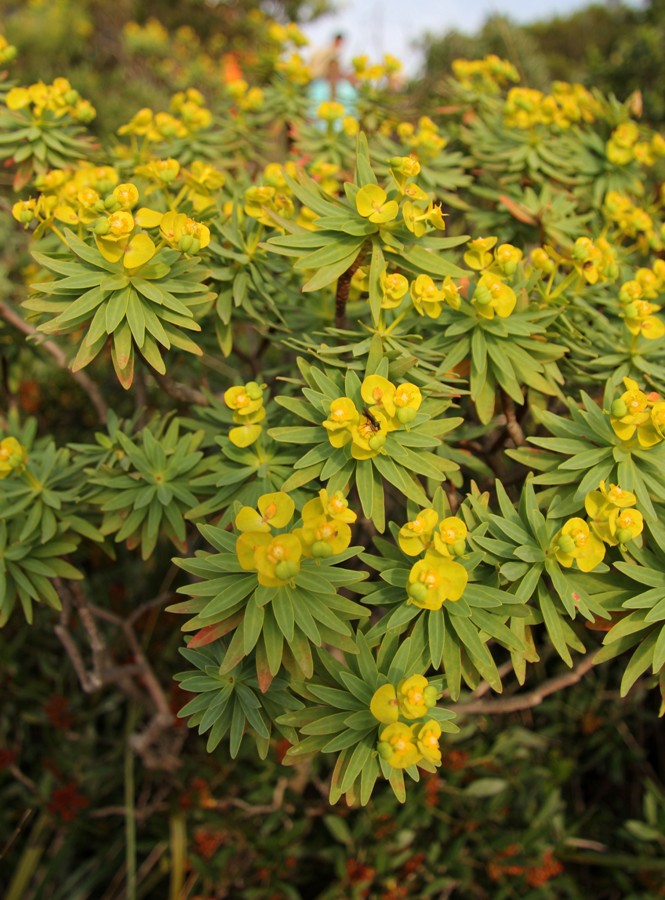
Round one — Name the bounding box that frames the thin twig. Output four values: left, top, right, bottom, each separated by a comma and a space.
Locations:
500, 389, 525, 446
153, 372, 207, 406
0, 299, 108, 423
453, 653, 597, 715
335, 243, 369, 328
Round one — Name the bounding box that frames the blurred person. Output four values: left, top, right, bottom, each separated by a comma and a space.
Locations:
308, 33, 357, 120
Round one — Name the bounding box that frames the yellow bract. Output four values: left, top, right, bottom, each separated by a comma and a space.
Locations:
355, 184, 398, 224
464, 236, 497, 270
472, 273, 517, 319
0, 437, 28, 478
224, 382, 266, 448
369, 684, 399, 725
407, 552, 468, 609
552, 518, 605, 572
398, 508, 439, 557
397, 675, 436, 719
610, 378, 664, 448
377, 722, 421, 769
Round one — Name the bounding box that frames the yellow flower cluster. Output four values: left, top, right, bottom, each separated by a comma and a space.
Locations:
408, 274, 460, 317
0, 33, 17, 66
5, 78, 95, 123
267, 21, 308, 48
118, 90, 212, 141
618, 276, 665, 340
351, 53, 402, 83
235, 489, 355, 585
293, 489, 357, 559
463, 237, 522, 319
244, 185, 294, 226
235, 492, 301, 586
12, 163, 120, 229
606, 122, 665, 167
276, 52, 312, 86
504, 83, 600, 130
400, 508, 469, 610
451, 55, 519, 94
396, 116, 447, 161
224, 382, 267, 448
370, 675, 442, 768
610, 377, 665, 448
225, 79, 265, 111
585, 482, 644, 546
603, 192, 660, 251
0, 437, 27, 479
570, 236, 618, 285
123, 18, 169, 52
322, 375, 422, 460
551, 518, 605, 572
552, 481, 644, 572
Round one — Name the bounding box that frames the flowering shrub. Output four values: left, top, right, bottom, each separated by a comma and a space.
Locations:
2, 16, 665, 832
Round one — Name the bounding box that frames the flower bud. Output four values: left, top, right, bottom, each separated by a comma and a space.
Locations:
557, 534, 575, 554
408, 583, 429, 604
452, 539, 466, 557
93, 217, 110, 235
368, 433, 386, 451
312, 540, 333, 559
473, 284, 492, 306
275, 560, 299, 581
396, 407, 417, 425
179, 234, 194, 253
245, 382, 263, 401
611, 399, 628, 417
616, 528, 633, 543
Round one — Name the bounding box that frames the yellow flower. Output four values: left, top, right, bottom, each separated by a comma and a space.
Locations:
370, 684, 400, 725
322, 397, 359, 448
610, 379, 662, 447
349, 409, 389, 459
235, 492, 295, 533
361, 375, 396, 418
355, 184, 399, 225
433, 517, 467, 557
651, 401, 665, 440
393, 382, 422, 425
229, 424, 262, 448
301, 490, 356, 525
464, 236, 497, 270
224, 383, 264, 418
296, 491, 354, 557
472, 273, 517, 319
407, 552, 468, 609
112, 183, 140, 210
494, 243, 523, 276
5, 86, 31, 110
0, 437, 27, 478
380, 271, 409, 309
398, 508, 439, 556
134, 158, 180, 185
552, 518, 605, 572
254, 534, 302, 586
585, 482, 637, 544
397, 675, 438, 719
159, 211, 210, 253
410, 274, 444, 318
623, 300, 665, 340
441, 276, 461, 310
317, 101, 345, 122
377, 722, 421, 769
613, 508, 644, 544
414, 720, 442, 765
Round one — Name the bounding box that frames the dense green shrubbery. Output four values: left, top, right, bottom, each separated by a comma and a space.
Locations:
2, 10, 665, 898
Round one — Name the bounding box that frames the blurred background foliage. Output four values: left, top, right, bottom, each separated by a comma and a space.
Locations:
420, 1, 665, 124
2, 1, 665, 898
